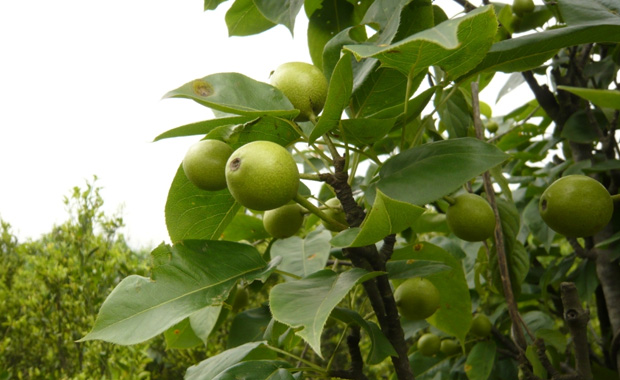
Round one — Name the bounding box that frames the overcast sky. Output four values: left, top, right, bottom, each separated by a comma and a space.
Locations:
0, 1, 531, 249
0, 1, 315, 249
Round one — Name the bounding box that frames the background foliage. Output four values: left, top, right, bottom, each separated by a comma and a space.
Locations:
0, 179, 219, 379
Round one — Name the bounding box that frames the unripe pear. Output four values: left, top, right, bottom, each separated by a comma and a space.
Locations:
225, 141, 299, 211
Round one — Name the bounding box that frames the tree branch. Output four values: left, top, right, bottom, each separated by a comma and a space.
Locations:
452, 0, 476, 12
323, 149, 415, 380
561, 282, 593, 380
471, 81, 528, 350
329, 326, 369, 380
522, 71, 561, 126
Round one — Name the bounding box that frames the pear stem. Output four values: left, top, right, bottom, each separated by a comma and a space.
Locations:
443, 195, 456, 205
293, 193, 348, 231
611, 194, 620, 202
299, 173, 323, 181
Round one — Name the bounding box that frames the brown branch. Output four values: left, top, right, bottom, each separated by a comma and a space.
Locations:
329, 326, 370, 380
380, 234, 396, 261
567, 238, 596, 260
452, 0, 476, 12
471, 81, 528, 350
561, 282, 593, 380
522, 71, 561, 126
323, 149, 414, 380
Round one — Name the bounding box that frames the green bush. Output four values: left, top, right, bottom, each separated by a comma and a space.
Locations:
0, 179, 211, 379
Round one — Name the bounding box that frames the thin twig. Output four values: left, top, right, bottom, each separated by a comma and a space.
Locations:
471, 81, 528, 350
452, 0, 476, 12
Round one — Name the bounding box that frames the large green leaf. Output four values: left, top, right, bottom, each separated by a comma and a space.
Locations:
164, 318, 203, 349
163, 72, 298, 118
392, 242, 472, 342
270, 268, 382, 356
271, 229, 332, 279
467, 0, 620, 76
211, 361, 294, 380
153, 116, 253, 141
225, 0, 276, 36
227, 306, 273, 348
340, 117, 397, 147
330, 307, 397, 365
254, 0, 304, 35
190, 304, 223, 344
386, 260, 452, 279
185, 341, 270, 380
306, 0, 357, 70
165, 165, 240, 243
221, 213, 269, 242
465, 341, 496, 380
330, 189, 425, 247
349, 67, 409, 119
376, 138, 509, 206
557, 85, 620, 110
345, 5, 497, 79
359, 0, 410, 45
79, 241, 277, 345
310, 52, 353, 143
436, 87, 472, 138
204, 0, 227, 11
490, 199, 529, 298
228, 116, 300, 148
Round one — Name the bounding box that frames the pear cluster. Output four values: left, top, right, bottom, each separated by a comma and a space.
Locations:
182, 139, 300, 211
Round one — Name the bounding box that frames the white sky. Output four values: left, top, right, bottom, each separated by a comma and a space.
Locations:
0, 1, 532, 249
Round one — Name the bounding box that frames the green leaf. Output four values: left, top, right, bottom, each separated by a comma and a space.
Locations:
225, 0, 276, 36
349, 67, 409, 119
230, 116, 301, 148
535, 328, 567, 353
491, 241, 529, 298
153, 116, 254, 141
330, 307, 397, 364
309, 52, 353, 143
307, 0, 356, 70
392, 242, 472, 342
490, 199, 528, 297
165, 165, 240, 243
270, 268, 382, 357
80, 241, 274, 345
221, 214, 269, 242
412, 211, 450, 234
271, 229, 332, 279
227, 306, 273, 349
164, 318, 203, 349
468, 5, 620, 76
330, 189, 426, 247
204, 0, 227, 11
523, 197, 553, 252
558, 86, 620, 110
185, 341, 268, 380
436, 87, 472, 138
345, 5, 497, 79
211, 361, 294, 380
377, 138, 509, 206
163, 72, 298, 118
374, 83, 436, 122
341, 117, 397, 147
254, 0, 304, 35
465, 341, 496, 380
393, 0, 435, 42
190, 305, 223, 344
386, 259, 452, 279
561, 110, 606, 143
